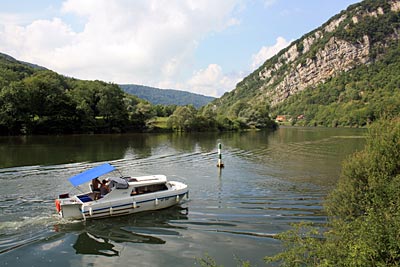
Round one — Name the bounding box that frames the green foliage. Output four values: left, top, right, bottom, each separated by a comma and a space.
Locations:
196, 254, 224, 267
266, 119, 400, 266
0, 81, 30, 134
153, 104, 177, 117
120, 84, 215, 108
273, 42, 400, 127
0, 52, 275, 134
167, 105, 197, 131
265, 222, 326, 267
336, 0, 399, 45
196, 253, 252, 267
166, 103, 261, 132
0, 53, 36, 88
0, 55, 154, 134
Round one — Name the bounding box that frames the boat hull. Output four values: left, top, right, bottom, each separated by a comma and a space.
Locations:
81, 191, 188, 219
58, 188, 189, 220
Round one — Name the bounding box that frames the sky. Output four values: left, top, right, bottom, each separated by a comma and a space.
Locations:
0, 0, 361, 97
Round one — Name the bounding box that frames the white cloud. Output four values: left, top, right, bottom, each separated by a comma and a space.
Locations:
186, 64, 243, 97
0, 1, 292, 98
251, 36, 290, 70
0, 0, 240, 87
0, 13, 31, 25
0, 18, 77, 64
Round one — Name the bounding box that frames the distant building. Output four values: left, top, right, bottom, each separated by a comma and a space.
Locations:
275, 115, 286, 122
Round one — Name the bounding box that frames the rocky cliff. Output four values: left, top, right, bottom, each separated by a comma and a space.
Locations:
263, 35, 370, 106
206, 0, 400, 126
260, 0, 399, 106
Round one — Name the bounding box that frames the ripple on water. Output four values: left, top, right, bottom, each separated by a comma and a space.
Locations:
0, 129, 365, 266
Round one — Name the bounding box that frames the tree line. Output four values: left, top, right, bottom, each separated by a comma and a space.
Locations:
0, 56, 277, 135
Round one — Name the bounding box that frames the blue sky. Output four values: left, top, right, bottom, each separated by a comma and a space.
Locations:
0, 0, 360, 97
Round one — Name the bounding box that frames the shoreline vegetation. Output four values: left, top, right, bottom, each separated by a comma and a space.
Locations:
0, 54, 277, 136
0, 74, 278, 137
265, 118, 400, 266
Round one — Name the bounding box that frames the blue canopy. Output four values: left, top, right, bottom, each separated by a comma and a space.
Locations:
69, 163, 115, 187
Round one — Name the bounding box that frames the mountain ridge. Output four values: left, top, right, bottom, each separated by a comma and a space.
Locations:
0, 52, 47, 70
120, 84, 215, 108
0, 51, 213, 109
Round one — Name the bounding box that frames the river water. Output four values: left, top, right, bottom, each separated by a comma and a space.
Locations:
0, 127, 366, 266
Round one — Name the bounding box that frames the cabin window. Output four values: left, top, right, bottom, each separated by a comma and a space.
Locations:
133, 183, 168, 195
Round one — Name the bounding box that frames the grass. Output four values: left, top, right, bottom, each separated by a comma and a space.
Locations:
149, 117, 169, 129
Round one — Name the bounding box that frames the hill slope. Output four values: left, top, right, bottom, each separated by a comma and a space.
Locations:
0, 52, 153, 135
0, 52, 47, 70
204, 0, 400, 127
120, 84, 215, 108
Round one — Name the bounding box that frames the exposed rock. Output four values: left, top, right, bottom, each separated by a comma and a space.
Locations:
255, 0, 400, 107
302, 31, 323, 54
325, 15, 347, 32
264, 35, 371, 106
391, 0, 400, 11
283, 44, 299, 63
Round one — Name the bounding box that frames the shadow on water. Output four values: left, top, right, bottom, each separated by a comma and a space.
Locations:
53, 206, 189, 257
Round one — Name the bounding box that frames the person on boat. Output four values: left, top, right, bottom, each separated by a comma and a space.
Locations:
100, 179, 110, 198
92, 178, 101, 200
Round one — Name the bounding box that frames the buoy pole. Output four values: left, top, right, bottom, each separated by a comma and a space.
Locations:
217, 143, 224, 168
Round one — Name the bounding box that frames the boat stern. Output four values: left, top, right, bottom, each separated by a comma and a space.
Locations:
55, 194, 83, 220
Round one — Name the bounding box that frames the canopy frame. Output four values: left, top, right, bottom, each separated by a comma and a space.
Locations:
68, 163, 115, 187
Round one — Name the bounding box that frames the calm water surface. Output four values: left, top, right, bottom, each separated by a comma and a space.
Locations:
0, 127, 366, 266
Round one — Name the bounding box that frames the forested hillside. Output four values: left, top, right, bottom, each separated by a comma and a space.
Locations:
0, 52, 276, 135
203, 0, 400, 127
0, 53, 154, 135
120, 84, 214, 108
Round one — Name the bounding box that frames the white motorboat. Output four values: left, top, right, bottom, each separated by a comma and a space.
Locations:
55, 163, 189, 220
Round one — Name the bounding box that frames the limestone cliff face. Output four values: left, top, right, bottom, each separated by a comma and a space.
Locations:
262, 35, 371, 106
251, 0, 400, 107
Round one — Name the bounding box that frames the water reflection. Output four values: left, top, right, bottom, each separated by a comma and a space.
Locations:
0, 128, 365, 169
0, 132, 223, 168
54, 206, 188, 257
0, 135, 129, 168
74, 232, 119, 257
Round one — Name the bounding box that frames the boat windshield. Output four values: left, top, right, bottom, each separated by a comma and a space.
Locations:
108, 177, 129, 189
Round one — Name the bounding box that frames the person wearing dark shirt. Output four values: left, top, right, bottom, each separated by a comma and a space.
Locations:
100, 179, 110, 198
92, 178, 101, 200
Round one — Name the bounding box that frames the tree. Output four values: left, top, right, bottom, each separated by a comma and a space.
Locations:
68, 81, 98, 132
95, 82, 129, 132
167, 105, 197, 131
0, 81, 29, 134
21, 71, 78, 134
130, 101, 156, 130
